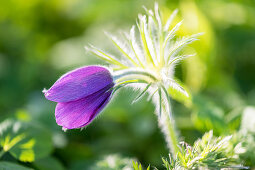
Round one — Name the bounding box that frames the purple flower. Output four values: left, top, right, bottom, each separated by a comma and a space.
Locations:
43, 66, 114, 129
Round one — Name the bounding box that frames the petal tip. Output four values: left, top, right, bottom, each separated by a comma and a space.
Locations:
42, 88, 47, 94
42, 88, 52, 99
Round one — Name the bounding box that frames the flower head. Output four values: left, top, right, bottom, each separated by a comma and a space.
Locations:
43, 65, 114, 129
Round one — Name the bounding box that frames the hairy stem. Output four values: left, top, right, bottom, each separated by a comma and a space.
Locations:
158, 88, 179, 156
113, 69, 157, 82
161, 109, 179, 155
114, 70, 179, 155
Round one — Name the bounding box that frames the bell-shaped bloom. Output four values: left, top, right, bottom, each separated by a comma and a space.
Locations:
43, 66, 114, 129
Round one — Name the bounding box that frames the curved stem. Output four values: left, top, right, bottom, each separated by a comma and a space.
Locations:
112, 69, 179, 156
111, 79, 147, 95
113, 69, 158, 82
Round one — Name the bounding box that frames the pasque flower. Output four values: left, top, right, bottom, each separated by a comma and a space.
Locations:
43, 66, 114, 129
44, 2, 200, 157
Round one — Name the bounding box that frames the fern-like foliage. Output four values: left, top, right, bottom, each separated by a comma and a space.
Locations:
161, 131, 246, 169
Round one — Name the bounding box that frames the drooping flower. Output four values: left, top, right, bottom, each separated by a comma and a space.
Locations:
43, 3, 200, 157
84, 3, 201, 155
43, 66, 114, 129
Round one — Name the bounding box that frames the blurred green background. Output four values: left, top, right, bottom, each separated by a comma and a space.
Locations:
0, 0, 255, 169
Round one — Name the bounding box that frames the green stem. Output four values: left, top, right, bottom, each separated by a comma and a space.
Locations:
159, 86, 179, 156
113, 70, 179, 155
163, 110, 179, 155
0, 150, 5, 159
113, 69, 157, 82
110, 79, 147, 95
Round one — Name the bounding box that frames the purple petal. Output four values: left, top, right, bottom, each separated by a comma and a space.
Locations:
55, 84, 113, 129
44, 66, 113, 102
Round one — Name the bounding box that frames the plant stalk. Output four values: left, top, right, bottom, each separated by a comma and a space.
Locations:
158, 91, 179, 156
113, 69, 157, 82
114, 71, 179, 155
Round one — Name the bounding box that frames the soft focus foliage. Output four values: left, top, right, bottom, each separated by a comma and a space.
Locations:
0, 119, 53, 162
0, 0, 255, 169
89, 154, 135, 170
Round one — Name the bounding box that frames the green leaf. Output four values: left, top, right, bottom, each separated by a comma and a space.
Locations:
162, 158, 170, 169
167, 79, 192, 107
163, 20, 183, 49
160, 131, 241, 169
137, 15, 155, 66
0, 161, 32, 170
129, 26, 144, 67
164, 9, 178, 31
105, 32, 139, 67
132, 83, 151, 103
132, 161, 144, 170
189, 131, 237, 168
0, 119, 53, 162
132, 161, 139, 170
86, 45, 128, 69
166, 33, 203, 61
168, 54, 195, 66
